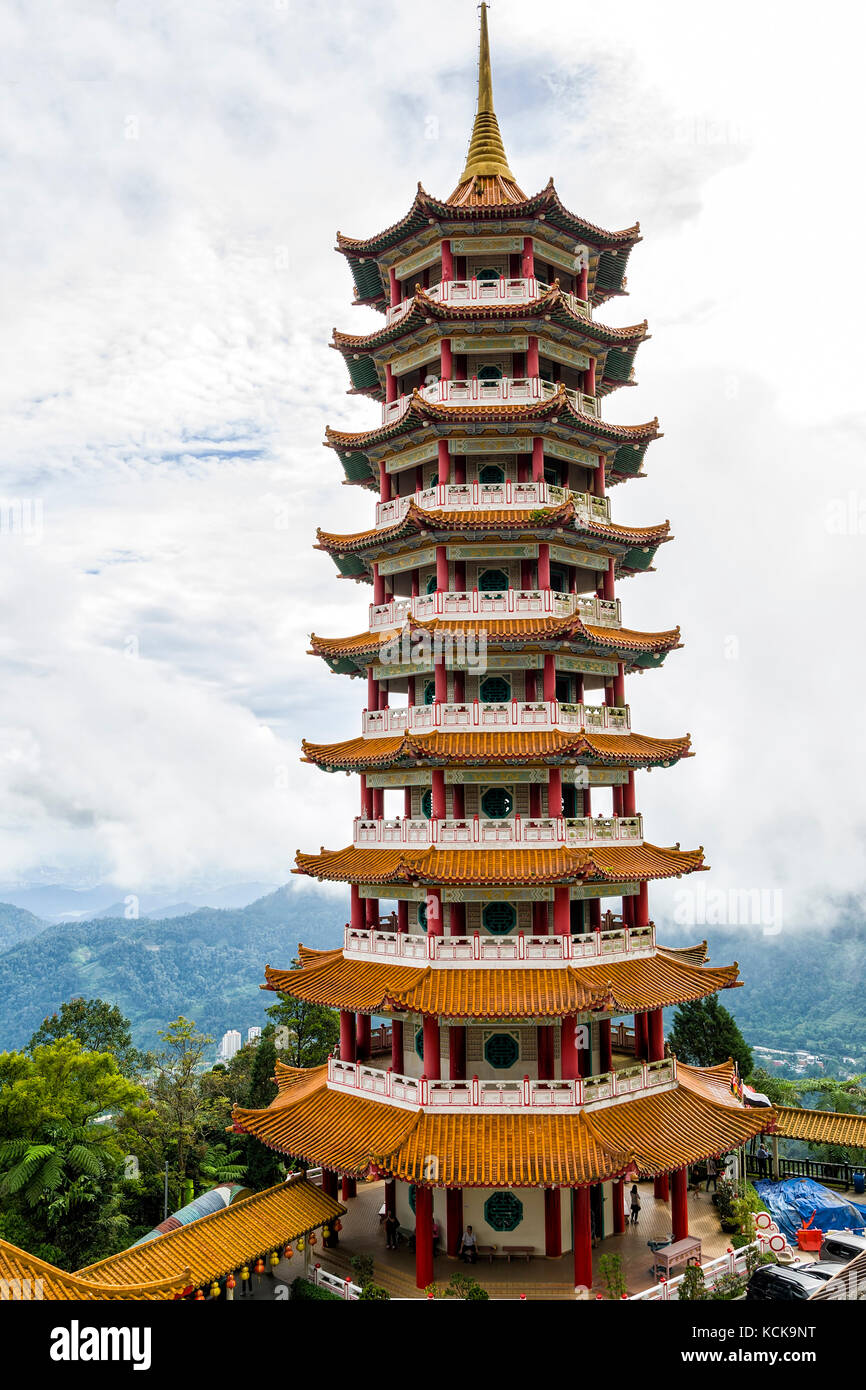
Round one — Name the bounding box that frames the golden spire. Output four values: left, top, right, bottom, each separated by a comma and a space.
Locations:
457, 3, 517, 184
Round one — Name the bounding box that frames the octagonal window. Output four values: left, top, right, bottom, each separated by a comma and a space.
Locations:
479, 676, 510, 704
483, 902, 516, 935
484, 1032, 520, 1070
484, 1191, 524, 1232
478, 568, 508, 592
481, 786, 513, 820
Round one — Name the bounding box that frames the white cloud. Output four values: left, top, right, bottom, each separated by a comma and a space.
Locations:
0, 0, 863, 918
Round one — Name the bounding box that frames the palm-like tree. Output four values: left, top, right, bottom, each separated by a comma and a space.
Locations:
199, 1143, 248, 1187
0, 1120, 108, 1218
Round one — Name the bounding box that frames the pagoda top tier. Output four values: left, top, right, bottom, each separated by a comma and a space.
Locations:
336, 7, 640, 310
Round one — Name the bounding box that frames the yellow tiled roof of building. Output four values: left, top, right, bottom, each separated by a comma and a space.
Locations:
301, 729, 692, 771
772, 1106, 866, 1149
0, 1241, 187, 1301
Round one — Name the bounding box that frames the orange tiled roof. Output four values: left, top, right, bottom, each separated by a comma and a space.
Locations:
315, 501, 670, 554
658, 941, 710, 967
76, 1177, 344, 1292
0, 1241, 187, 1300
301, 729, 692, 771
324, 389, 660, 452
294, 842, 706, 887
772, 1107, 866, 1148
232, 1061, 770, 1185
309, 615, 681, 662
263, 948, 740, 1018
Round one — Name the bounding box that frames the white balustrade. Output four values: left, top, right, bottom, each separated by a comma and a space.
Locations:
384, 278, 592, 322
374, 481, 611, 528
361, 700, 630, 738
629, 1237, 789, 1301
342, 922, 656, 966
367, 589, 621, 631
380, 377, 600, 425
351, 812, 643, 851
326, 1054, 676, 1113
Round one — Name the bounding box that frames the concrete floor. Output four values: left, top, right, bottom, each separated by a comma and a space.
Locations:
302, 1177, 738, 1300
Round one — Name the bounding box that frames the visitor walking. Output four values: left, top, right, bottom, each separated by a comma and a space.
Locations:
629, 1184, 641, 1226
705, 1157, 718, 1192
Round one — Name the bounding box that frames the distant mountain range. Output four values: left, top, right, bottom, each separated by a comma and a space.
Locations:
0, 881, 280, 923
0, 887, 343, 1052
0, 890, 862, 1066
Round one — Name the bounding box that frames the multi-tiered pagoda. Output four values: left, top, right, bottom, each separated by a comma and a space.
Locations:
234, 8, 768, 1291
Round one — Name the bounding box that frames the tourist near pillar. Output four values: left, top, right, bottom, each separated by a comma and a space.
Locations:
671, 1166, 689, 1241
339, 1009, 356, 1063
391, 1018, 404, 1072
446, 1188, 463, 1257
613, 1179, 626, 1235
415, 1185, 435, 1289
573, 1186, 593, 1289
544, 1188, 562, 1257
449, 1024, 466, 1080
423, 1015, 441, 1080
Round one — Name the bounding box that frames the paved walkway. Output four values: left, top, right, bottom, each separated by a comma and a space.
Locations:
310, 1178, 736, 1300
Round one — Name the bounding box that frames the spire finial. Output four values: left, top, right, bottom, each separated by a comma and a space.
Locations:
456, 3, 517, 184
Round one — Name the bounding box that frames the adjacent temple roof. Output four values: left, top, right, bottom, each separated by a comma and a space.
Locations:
0, 1242, 188, 1301
76, 1176, 344, 1294
771, 1107, 866, 1149
261, 945, 741, 1019
301, 728, 693, 772
232, 1061, 771, 1187
294, 842, 707, 887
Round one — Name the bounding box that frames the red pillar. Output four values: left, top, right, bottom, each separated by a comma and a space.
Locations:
622, 771, 636, 817
322, 1168, 339, 1199
613, 1179, 626, 1234
554, 884, 570, 937
446, 1188, 463, 1257
440, 239, 453, 282
671, 1166, 689, 1241
440, 338, 452, 383
449, 1025, 466, 1080
577, 1022, 592, 1078
385, 362, 397, 403
613, 661, 626, 706
434, 659, 447, 703
561, 1016, 579, 1081
404, 783, 412, 817
423, 1015, 441, 1080
391, 1017, 404, 1072
532, 900, 549, 936
573, 1186, 593, 1289
365, 895, 379, 927
543, 653, 556, 701
397, 900, 409, 933
599, 1019, 612, 1073
425, 888, 442, 938
356, 1013, 371, 1060
431, 768, 446, 820
437, 437, 450, 483
341, 1175, 357, 1200
585, 357, 596, 396
527, 335, 539, 377
636, 882, 650, 928
350, 883, 363, 930
537, 1026, 554, 1079
436, 545, 448, 592
521, 235, 534, 279
415, 1185, 435, 1289
378, 459, 391, 503
544, 1188, 562, 1257
654, 1174, 670, 1202
389, 266, 399, 307
538, 541, 551, 589
634, 1012, 648, 1061
531, 436, 544, 483
548, 767, 562, 817
648, 1008, 664, 1062
589, 898, 601, 932
603, 556, 615, 601
448, 901, 465, 936
339, 1009, 356, 1063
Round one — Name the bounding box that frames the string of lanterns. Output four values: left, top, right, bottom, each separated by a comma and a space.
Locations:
187, 1226, 332, 1299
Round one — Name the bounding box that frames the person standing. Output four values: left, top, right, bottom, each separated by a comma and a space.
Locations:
629, 1184, 641, 1226
705, 1157, 718, 1192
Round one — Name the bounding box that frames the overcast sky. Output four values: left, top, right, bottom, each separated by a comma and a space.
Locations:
0, 0, 864, 927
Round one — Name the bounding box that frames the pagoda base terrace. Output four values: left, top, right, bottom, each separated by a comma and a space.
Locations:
361, 699, 630, 737
327, 1054, 676, 1113
352, 812, 643, 850
381, 377, 599, 426
369, 588, 621, 631
384, 277, 592, 325
374, 480, 609, 527
343, 921, 655, 965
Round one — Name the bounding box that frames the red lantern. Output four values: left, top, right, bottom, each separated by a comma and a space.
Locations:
254, 1257, 265, 1276
334, 1219, 342, 1232
226, 1274, 236, 1290
283, 1244, 293, 1258
195, 1289, 205, 1300
309, 1232, 317, 1246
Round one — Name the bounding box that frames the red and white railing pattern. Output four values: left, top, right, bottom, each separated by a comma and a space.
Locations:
368, 589, 621, 631
374, 481, 611, 528
326, 1056, 677, 1113
381, 377, 599, 425
343, 922, 656, 966
361, 700, 630, 738
384, 277, 591, 324
351, 813, 643, 851
629, 1218, 795, 1301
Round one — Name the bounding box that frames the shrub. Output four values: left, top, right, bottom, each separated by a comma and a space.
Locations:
598, 1253, 627, 1300
358, 1282, 391, 1300
443, 1272, 490, 1300
350, 1253, 375, 1288
677, 1264, 708, 1301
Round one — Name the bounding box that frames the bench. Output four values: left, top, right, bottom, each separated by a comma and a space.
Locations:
476, 1245, 497, 1262
502, 1245, 534, 1263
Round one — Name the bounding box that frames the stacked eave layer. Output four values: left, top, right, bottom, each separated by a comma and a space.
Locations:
302, 729, 692, 772
294, 843, 706, 886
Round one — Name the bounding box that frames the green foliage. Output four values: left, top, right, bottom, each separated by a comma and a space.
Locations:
598, 1252, 627, 1300
667, 997, 753, 1076
710, 1272, 746, 1300
358, 1282, 391, 1300
28, 998, 151, 1078
350, 1253, 376, 1288
442, 1272, 490, 1301
266, 977, 338, 1070
677, 1264, 708, 1301
290, 1276, 341, 1301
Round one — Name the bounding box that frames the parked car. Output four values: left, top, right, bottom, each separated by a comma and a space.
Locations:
746, 1262, 848, 1300
820, 1230, 866, 1264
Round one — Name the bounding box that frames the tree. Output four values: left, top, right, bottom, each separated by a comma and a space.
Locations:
667, 996, 753, 1077
147, 1017, 227, 1206
28, 998, 150, 1078
266, 978, 338, 1069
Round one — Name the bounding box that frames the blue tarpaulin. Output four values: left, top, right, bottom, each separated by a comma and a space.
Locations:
754, 1177, 866, 1240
